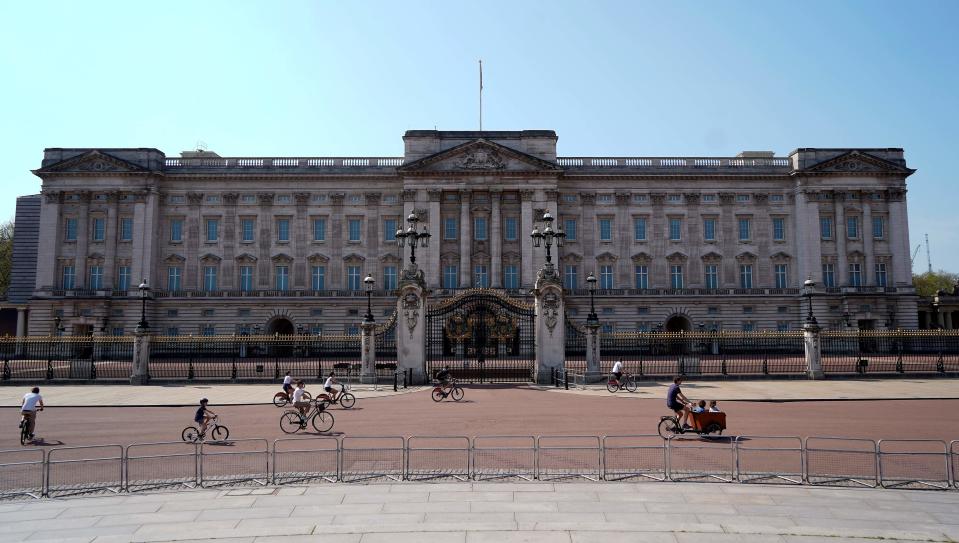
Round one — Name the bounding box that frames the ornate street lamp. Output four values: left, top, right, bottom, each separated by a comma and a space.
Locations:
395, 213, 431, 269
137, 280, 151, 330
586, 272, 598, 325
530, 210, 565, 271
932, 293, 941, 329
802, 278, 817, 325
363, 274, 375, 323
53, 316, 65, 336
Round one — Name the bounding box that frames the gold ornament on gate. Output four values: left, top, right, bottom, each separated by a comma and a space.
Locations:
488, 314, 516, 340
445, 314, 471, 340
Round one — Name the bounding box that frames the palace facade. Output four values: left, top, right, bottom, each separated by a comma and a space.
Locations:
19, 130, 918, 336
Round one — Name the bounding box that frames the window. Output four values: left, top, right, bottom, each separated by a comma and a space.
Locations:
822, 264, 835, 288
738, 218, 751, 241
847, 217, 859, 239
383, 266, 397, 290
742, 321, 755, 332
739, 264, 753, 288
563, 194, 577, 203
564, 219, 576, 241
92, 218, 105, 241
311, 266, 325, 290
599, 219, 612, 241
167, 327, 179, 336
849, 263, 862, 287
600, 265, 614, 289
443, 265, 458, 289
702, 194, 717, 202
637, 307, 650, 314
872, 216, 885, 239
635, 265, 649, 289
773, 218, 786, 241
117, 266, 130, 291
820, 217, 833, 239
383, 194, 398, 204
633, 194, 648, 203
474, 265, 489, 287
310, 325, 323, 336
384, 219, 397, 242
241, 219, 255, 242
112, 327, 125, 336
202, 325, 215, 337
62, 266, 75, 289
601, 324, 613, 333
875, 263, 887, 287
347, 266, 361, 290
504, 265, 519, 289
602, 307, 615, 315
669, 218, 682, 241
667, 194, 682, 203
770, 194, 785, 202
240, 266, 254, 291
242, 194, 257, 204
206, 219, 219, 242
775, 264, 788, 289
743, 306, 754, 314
704, 264, 718, 289
634, 218, 647, 241
707, 307, 720, 315
89, 266, 103, 289
347, 326, 359, 336
203, 266, 218, 291
444, 218, 457, 240
348, 195, 362, 204
598, 194, 613, 203
275, 266, 289, 290
703, 219, 716, 241
167, 266, 182, 291
474, 217, 488, 240
504, 218, 517, 241
313, 218, 326, 241
564, 265, 577, 289
119, 218, 133, 241
670, 265, 684, 289
276, 219, 290, 242
348, 219, 361, 242
169, 195, 186, 204
276, 194, 291, 204
206, 195, 220, 204
170, 219, 183, 242
737, 194, 750, 203
64, 218, 78, 241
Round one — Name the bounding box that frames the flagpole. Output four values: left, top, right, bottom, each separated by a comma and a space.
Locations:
479, 59, 483, 131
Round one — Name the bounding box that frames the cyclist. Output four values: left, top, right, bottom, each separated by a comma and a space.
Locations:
291, 380, 310, 417
611, 360, 624, 385
194, 398, 216, 435
281, 371, 294, 400
20, 387, 43, 440
666, 376, 692, 429
435, 365, 452, 391
324, 372, 340, 403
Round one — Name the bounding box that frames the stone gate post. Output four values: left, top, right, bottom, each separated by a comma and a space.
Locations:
585, 321, 601, 381
804, 322, 824, 379
360, 320, 376, 384
130, 329, 151, 385
396, 267, 428, 384
533, 269, 565, 384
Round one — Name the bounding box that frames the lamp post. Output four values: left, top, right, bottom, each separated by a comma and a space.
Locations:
363, 275, 375, 323
530, 210, 566, 273
53, 316, 65, 336
395, 213, 431, 269
586, 272, 598, 325
803, 278, 817, 325
137, 280, 151, 330
932, 293, 941, 329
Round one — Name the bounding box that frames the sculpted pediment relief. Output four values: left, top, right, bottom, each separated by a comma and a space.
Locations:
631, 252, 652, 263
307, 252, 330, 263
560, 252, 583, 263
271, 253, 294, 263
736, 251, 757, 262
770, 251, 792, 261
701, 251, 723, 261
398, 139, 562, 174
666, 251, 688, 261
235, 253, 257, 262
36, 150, 150, 174
199, 253, 222, 263
596, 251, 618, 262
803, 151, 913, 176
164, 253, 186, 264
343, 253, 366, 263
379, 254, 402, 264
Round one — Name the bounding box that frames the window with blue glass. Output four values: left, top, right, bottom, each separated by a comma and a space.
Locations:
773, 218, 786, 241
704, 264, 718, 289
563, 265, 577, 289
117, 266, 130, 291
849, 263, 862, 286
170, 219, 183, 242
670, 265, 684, 289
669, 218, 682, 241
311, 266, 325, 290
847, 217, 859, 239
504, 218, 517, 241
275, 266, 289, 290
634, 218, 647, 241
119, 218, 133, 241
167, 266, 181, 291
822, 263, 835, 288
444, 218, 457, 240
313, 218, 326, 241
347, 266, 361, 290
206, 219, 218, 242
64, 218, 78, 241
443, 265, 458, 288
875, 263, 887, 287
474, 265, 489, 287
62, 266, 75, 289
635, 265, 649, 289
774, 264, 788, 288
384, 266, 397, 290
564, 219, 576, 241
600, 265, 614, 289
474, 217, 488, 240
240, 266, 254, 291
738, 218, 751, 241
872, 216, 884, 239
277, 219, 290, 242
203, 266, 218, 291
241, 219, 255, 242
92, 218, 105, 241
504, 265, 519, 289
88, 266, 103, 289
820, 217, 833, 239
348, 219, 361, 242
384, 219, 397, 242
599, 219, 612, 241
739, 264, 753, 288
703, 218, 716, 241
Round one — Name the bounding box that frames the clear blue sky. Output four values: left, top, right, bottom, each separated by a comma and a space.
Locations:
1, 0, 956, 272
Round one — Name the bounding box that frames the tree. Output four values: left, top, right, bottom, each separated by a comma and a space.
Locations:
913, 270, 959, 297
0, 220, 12, 298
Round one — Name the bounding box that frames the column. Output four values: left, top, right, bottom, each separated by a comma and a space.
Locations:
862, 195, 875, 285
256, 193, 274, 288
16, 308, 26, 337
459, 190, 471, 287
684, 193, 702, 285
521, 190, 536, 287
35, 191, 61, 289
888, 189, 910, 286
614, 193, 631, 287
718, 193, 735, 287
102, 192, 118, 288
491, 190, 502, 288
74, 192, 91, 288
585, 322, 601, 379
396, 280, 427, 382
365, 192, 382, 277
360, 320, 376, 383
803, 321, 824, 379
223, 193, 239, 289
330, 193, 345, 288
546, 190, 559, 275
427, 190, 442, 288
130, 330, 151, 385
835, 193, 848, 286
183, 192, 202, 289
533, 278, 565, 383
793, 189, 823, 284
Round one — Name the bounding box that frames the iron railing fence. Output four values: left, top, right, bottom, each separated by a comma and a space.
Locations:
0, 336, 134, 381
4, 435, 958, 499
821, 330, 959, 375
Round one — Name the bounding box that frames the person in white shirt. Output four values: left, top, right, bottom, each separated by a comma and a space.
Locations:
611, 360, 624, 383
291, 380, 310, 416
691, 400, 706, 413
20, 387, 44, 439
708, 400, 722, 413
324, 372, 340, 403
282, 372, 294, 399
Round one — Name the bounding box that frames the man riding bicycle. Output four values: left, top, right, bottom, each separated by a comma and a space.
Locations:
291, 380, 310, 417
435, 365, 452, 390
324, 372, 340, 403
20, 387, 43, 441
611, 360, 624, 383
194, 398, 216, 435
666, 376, 692, 429
281, 371, 294, 398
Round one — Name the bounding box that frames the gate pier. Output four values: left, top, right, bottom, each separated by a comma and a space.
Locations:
533, 269, 566, 384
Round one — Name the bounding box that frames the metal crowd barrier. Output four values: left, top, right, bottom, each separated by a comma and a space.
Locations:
4, 433, 959, 500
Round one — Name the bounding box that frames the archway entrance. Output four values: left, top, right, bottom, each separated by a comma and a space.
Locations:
665, 315, 691, 333
267, 317, 295, 335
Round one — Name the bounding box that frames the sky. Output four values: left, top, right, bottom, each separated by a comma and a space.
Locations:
1, 0, 957, 273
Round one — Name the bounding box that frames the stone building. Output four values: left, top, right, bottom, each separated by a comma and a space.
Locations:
19, 130, 917, 337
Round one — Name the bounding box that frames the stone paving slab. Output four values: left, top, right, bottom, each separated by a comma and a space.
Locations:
1, 482, 958, 542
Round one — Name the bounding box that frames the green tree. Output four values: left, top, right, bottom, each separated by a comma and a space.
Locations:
0, 220, 12, 297
913, 270, 959, 297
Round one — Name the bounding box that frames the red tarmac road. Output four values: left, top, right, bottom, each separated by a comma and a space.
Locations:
4, 386, 959, 448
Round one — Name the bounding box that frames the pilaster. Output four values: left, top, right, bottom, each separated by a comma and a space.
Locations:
491, 190, 502, 288
835, 193, 848, 286
330, 193, 345, 288
427, 189, 442, 289
74, 191, 91, 288
520, 190, 535, 287
35, 191, 61, 289
459, 190, 472, 287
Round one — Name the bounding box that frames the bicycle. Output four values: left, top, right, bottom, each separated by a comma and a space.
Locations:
273, 389, 312, 407
182, 415, 230, 442
19, 407, 42, 446
431, 379, 464, 402
280, 400, 335, 434
317, 382, 356, 409
606, 372, 637, 393
657, 410, 726, 439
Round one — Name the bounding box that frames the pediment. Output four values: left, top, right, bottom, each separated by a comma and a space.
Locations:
631, 251, 653, 263
271, 253, 294, 263
502, 251, 522, 260
35, 150, 151, 175
199, 253, 222, 263
307, 252, 330, 263
666, 251, 688, 261
560, 252, 583, 263
596, 251, 618, 262
343, 253, 366, 263
398, 139, 562, 174
379, 254, 402, 264
701, 251, 723, 261
770, 251, 792, 261
164, 253, 186, 264
736, 251, 757, 261
803, 151, 913, 176
235, 253, 257, 262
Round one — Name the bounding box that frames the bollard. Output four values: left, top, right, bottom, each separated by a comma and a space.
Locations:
564, 369, 569, 390
393, 371, 398, 392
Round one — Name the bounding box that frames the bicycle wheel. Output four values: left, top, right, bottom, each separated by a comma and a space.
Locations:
431, 388, 445, 402
624, 375, 638, 393
273, 392, 288, 407
606, 378, 619, 393
339, 393, 356, 409
302, 391, 313, 403
211, 425, 229, 441
182, 426, 200, 443
312, 411, 334, 433
450, 386, 464, 402
20, 421, 29, 446
657, 418, 681, 439
280, 412, 303, 434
